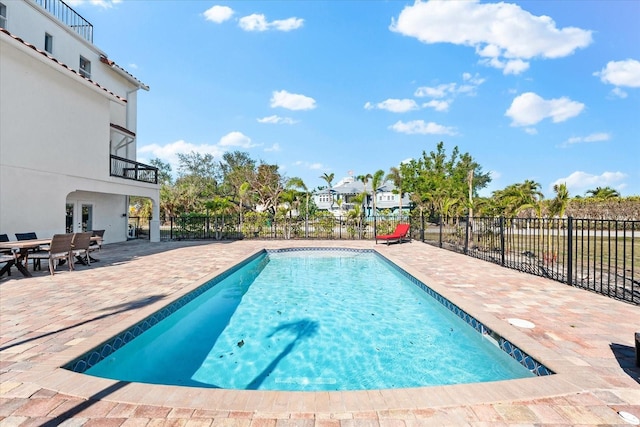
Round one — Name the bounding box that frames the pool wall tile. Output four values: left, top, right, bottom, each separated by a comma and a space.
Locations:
64, 248, 553, 379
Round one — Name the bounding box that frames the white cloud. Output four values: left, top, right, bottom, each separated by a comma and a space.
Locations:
239, 13, 303, 32
271, 17, 304, 32
505, 92, 585, 127
389, 120, 457, 135
390, 0, 592, 75
414, 83, 456, 98
422, 100, 450, 112
552, 171, 626, 195
138, 140, 225, 172
414, 73, 485, 110
239, 14, 269, 31
270, 90, 316, 111
560, 132, 611, 147
594, 59, 640, 88
264, 143, 281, 152
203, 5, 234, 23
257, 115, 299, 125
66, 0, 121, 8
294, 161, 326, 171
218, 131, 258, 148
611, 87, 628, 99
364, 98, 419, 113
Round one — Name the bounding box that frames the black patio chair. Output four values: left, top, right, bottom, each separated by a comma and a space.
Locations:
15, 232, 42, 270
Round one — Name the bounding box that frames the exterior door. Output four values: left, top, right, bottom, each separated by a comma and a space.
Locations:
67, 201, 93, 232
80, 203, 93, 232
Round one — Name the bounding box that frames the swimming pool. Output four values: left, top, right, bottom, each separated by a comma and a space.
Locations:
65, 248, 551, 391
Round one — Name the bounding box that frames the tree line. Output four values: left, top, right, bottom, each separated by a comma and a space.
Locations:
129, 142, 638, 222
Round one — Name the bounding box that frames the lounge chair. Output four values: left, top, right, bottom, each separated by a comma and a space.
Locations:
30, 233, 74, 275
375, 223, 411, 245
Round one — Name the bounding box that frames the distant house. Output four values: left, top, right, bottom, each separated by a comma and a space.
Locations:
313, 176, 411, 217
0, 0, 160, 242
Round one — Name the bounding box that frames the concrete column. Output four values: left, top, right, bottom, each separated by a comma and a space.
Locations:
150, 197, 160, 242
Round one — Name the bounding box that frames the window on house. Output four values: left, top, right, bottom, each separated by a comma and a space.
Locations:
79, 56, 91, 78
44, 33, 53, 54
0, 3, 7, 29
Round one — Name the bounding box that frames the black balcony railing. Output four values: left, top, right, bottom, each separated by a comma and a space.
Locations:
35, 0, 93, 43
110, 155, 158, 184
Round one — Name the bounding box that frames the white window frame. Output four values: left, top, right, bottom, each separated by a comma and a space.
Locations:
44, 32, 53, 54
79, 55, 91, 78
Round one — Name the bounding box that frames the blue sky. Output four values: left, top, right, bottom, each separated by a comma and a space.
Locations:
71, 0, 639, 197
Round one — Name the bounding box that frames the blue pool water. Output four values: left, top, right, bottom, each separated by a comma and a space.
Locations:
81, 249, 538, 391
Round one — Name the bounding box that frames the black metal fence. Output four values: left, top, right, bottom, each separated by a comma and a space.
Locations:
422, 216, 638, 305
159, 213, 406, 242
157, 213, 638, 305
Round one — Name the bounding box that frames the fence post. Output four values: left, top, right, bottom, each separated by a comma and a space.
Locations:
420, 211, 425, 242
500, 216, 505, 266
170, 216, 173, 240
567, 216, 573, 286
439, 215, 443, 248
464, 215, 470, 254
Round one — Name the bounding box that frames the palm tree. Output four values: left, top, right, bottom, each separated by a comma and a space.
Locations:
320, 172, 335, 208
545, 183, 571, 263
549, 183, 570, 218
386, 166, 404, 219
585, 186, 620, 199
287, 177, 309, 237
356, 173, 372, 216
370, 169, 386, 217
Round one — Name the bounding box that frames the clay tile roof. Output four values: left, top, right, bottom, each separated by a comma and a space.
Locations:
1, 27, 126, 103
100, 55, 149, 90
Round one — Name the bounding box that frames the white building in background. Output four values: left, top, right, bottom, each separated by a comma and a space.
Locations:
0, 0, 160, 243
314, 176, 412, 218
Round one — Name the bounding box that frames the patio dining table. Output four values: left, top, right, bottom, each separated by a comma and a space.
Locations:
0, 239, 52, 277
0, 236, 102, 277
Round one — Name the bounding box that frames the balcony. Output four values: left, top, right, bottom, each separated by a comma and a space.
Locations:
110, 155, 158, 184
35, 0, 93, 43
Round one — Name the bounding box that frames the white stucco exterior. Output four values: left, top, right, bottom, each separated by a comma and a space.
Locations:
0, 0, 159, 243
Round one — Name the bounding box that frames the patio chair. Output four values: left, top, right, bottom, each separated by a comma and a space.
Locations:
90, 229, 105, 252
30, 233, 74, 275
375, 223, 411, 245
72, 232, 93, 266
15, 232, 43, 269
0, 234, 10, 256
0, 249, 17, 277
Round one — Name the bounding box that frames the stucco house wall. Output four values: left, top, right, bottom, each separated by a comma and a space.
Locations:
0, 0, 159, 243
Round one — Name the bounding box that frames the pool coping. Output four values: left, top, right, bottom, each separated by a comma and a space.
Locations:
23, 244, 607, 412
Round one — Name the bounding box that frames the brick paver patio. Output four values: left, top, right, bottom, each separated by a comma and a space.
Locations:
1, 239, 638, 426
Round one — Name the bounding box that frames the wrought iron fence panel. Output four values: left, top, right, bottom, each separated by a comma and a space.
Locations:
156, 213, 637, 304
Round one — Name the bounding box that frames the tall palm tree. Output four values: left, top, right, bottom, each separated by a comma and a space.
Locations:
370, 169, 386, 217
386, 166, 404, 218
356, 173, 372, 216
585, 186, 620, 199
287, 177, 309, 237
320, 172, 335, 209
549, 183, 570, 218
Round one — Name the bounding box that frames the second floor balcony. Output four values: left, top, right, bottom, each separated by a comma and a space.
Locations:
110, 155, 158, 185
